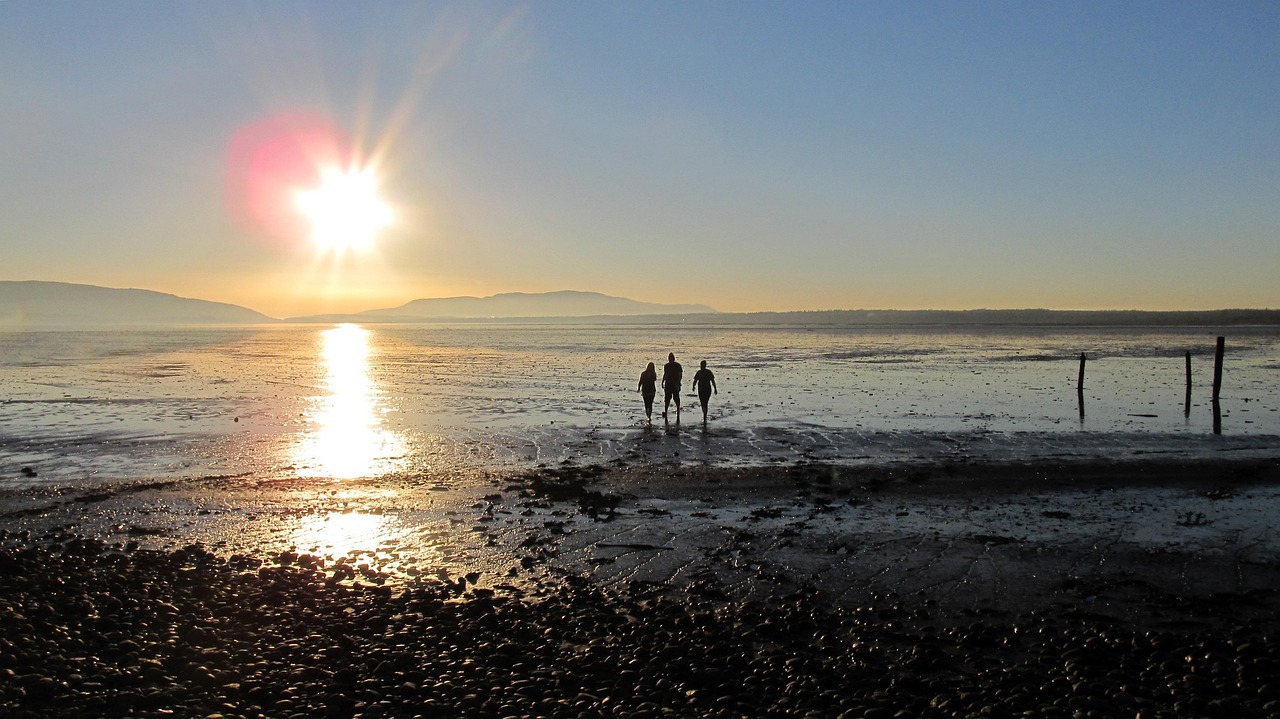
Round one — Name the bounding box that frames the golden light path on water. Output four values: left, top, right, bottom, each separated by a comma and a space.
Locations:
293, 324, 406, 480
291, 511, 392, 564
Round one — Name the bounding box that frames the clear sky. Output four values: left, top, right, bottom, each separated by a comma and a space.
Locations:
2, 1, 1277, 317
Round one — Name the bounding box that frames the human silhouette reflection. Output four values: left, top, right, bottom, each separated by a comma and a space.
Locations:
691, 360, 718, 423
662, 352, 683, 417
637, 361, 658, 423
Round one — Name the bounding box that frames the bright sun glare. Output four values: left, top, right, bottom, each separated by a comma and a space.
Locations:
294, 324, 405, 479
295, 167, 392, 252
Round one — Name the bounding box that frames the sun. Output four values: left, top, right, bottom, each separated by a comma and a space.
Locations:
295, 167, 393, 252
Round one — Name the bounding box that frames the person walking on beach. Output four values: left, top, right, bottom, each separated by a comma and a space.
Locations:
638, 361, 658, 423
691, 360, 718, 423
662, 352, 683, 417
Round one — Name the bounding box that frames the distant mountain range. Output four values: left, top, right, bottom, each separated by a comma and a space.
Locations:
3, 281, 1278, 328
286, 290, 717, 322
0, 281, 275, 328
683, 308, 1280, 327
0, 283, 715, 327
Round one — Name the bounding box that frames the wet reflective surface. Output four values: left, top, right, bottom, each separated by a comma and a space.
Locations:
291, 511, 393, 560
292, 325, 405, 479
2, 324, 1279, 487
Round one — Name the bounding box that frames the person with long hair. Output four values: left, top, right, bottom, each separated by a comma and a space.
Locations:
637, 361, 658, 423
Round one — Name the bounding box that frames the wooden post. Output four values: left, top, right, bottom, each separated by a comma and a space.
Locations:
1077, 353, 1086, 420
1212, 336, 1224, 434
1212, 337, 1224, 402
1183, 350, 1192, 418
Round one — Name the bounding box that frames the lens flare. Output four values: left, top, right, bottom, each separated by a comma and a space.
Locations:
225, 112, 347, 248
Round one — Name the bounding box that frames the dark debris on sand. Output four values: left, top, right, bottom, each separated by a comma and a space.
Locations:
506, 464, 622, 520
3, 532, 1280, 718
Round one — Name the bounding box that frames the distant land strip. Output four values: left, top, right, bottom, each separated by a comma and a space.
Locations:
3, 282, 1278, 328
285, 309, 1280, 327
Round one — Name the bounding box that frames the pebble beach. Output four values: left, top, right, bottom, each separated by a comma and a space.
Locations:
4, 457, 1280, 717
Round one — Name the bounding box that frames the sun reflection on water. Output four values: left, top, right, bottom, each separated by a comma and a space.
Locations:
292, 511, 391, 559
294, 324, 405, 479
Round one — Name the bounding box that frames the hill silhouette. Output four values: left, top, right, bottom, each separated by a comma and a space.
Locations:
287, 290, 717, 322
5, 282, 1277, 328
0, 281, 277, 328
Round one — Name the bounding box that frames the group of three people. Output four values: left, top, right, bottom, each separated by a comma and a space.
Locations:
637, 353, 718, 423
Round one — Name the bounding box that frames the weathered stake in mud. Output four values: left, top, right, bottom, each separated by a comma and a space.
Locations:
1212, 336, 1225, 434
1184, 350, 1193, 418
1076, 353, 1086, 420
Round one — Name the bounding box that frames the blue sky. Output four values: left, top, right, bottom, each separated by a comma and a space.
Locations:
2, 1, 1277, 316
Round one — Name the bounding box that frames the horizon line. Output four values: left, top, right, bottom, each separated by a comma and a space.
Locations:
2, 280, 1277, 321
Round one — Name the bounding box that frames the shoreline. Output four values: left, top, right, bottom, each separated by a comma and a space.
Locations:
3, 455, 1279, 623
4, 456, 1280, 715
3, 456, 1278, 603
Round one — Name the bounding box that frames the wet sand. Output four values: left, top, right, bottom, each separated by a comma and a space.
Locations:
3, 457, 1280, 716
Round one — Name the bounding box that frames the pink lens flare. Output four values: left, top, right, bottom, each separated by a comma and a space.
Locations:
225, 112, 352, 248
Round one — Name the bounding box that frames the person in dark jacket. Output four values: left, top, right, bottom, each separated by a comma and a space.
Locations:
662, 353, 683, 417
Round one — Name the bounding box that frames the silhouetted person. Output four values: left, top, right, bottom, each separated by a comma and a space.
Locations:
637, 361, 658, 422
690, 360, 717, 422
662, 352, 683, 416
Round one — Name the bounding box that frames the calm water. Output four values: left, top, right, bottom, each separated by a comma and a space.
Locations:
2, 323, 1279, 487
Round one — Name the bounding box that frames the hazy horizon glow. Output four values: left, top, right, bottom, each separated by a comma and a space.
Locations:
2, 2, 1277, 317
